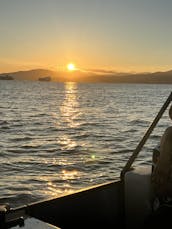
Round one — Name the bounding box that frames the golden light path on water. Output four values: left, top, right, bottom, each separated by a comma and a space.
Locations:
60, 82, 81, 128
39, 82, 99, 198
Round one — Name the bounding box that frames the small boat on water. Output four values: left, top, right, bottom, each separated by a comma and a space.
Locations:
38, 76, 51, 82
0, 75, 14, 80
1, 92, 172, 229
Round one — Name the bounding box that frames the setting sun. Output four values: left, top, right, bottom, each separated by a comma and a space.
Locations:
67, 63, 76, 71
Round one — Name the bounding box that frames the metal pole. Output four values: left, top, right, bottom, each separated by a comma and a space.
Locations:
121, 91, 172, 179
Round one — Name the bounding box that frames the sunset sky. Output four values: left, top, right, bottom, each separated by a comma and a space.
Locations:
0, 0, 172, 74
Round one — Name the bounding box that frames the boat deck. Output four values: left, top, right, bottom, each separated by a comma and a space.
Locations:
12, 217, 60, 229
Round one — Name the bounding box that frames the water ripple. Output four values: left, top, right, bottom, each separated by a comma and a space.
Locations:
0, 81, 171, 207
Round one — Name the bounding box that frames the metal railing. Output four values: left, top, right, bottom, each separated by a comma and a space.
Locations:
121, 91, 172, 179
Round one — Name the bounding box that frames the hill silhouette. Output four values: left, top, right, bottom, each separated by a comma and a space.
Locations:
1, 69, 172, 84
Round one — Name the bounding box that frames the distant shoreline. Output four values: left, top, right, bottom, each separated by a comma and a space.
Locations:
0, 69, 172, 84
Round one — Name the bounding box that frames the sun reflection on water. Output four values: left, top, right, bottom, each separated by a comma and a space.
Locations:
40, 82, 87, 198
39, 174, 76, 198
38, 168, 82, 198
60, 82, 81, 128
57, 82, 82, 151
57, 134, 77, 150
61, 169, 80, 180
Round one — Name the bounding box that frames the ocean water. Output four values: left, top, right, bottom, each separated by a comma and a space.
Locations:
0, 80, 171, 207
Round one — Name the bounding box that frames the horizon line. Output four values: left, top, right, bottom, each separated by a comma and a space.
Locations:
1, 67, 172, 76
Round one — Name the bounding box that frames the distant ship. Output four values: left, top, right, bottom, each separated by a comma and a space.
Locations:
38, 76, 51, 81
0, 75, 14, 80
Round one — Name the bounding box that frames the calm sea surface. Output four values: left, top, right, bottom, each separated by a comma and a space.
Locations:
0, 81, 171, 207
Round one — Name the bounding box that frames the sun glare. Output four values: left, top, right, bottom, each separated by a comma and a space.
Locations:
67, 63, 76, 71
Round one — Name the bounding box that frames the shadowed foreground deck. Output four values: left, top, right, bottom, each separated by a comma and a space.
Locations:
4, 181, 124, 229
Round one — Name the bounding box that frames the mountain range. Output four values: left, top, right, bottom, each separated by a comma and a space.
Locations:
1, 69, 172, 84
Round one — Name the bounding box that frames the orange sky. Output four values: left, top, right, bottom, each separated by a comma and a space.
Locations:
1, 0, 172, 74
